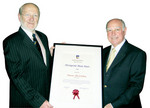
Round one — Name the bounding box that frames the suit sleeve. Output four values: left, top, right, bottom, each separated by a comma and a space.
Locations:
112, 51, 147, 107
3, 39, 46, 107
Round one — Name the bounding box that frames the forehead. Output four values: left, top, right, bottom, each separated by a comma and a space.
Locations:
22, 4, 39, 13
107, 20, 122, 28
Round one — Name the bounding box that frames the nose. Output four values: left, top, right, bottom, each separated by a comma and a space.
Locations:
29, 15, 34, 21
112, 30, 116, 36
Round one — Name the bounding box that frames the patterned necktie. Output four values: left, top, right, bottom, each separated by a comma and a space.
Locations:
106, 48, 116, 72
32, 34, 43, 57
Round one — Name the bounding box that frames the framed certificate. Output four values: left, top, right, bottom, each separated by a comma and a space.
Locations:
50, 43, 103, 108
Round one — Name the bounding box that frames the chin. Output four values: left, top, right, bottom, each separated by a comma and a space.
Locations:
26, 28, 35, 32
27, 26, 36, 31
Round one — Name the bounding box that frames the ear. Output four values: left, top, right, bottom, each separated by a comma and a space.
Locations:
124, 27, 127, 35
18, 14, 21, 22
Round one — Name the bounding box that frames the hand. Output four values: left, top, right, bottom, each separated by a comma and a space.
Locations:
40, 100, 53, 108
104, 103, 113, 108
50, 46, 55, 56
50, 42, 66, 56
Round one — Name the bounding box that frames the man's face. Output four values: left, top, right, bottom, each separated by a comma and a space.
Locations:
107, 20, 126, 47
18, 4, 39, 32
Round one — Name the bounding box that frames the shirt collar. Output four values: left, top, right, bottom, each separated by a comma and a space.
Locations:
111, 39, 126, 55
21, 26, 34, 41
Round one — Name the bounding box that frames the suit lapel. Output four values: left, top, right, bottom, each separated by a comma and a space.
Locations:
103, 46, 111, 73
19, 28, 44, 63
107, 41, 128, 72
36, 31, 50, 66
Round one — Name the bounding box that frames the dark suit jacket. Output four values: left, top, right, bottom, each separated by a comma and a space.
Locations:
103, 40, 146, 108
3, 28, 52, 107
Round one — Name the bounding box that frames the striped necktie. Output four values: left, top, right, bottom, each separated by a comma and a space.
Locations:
32, 34, 43, 57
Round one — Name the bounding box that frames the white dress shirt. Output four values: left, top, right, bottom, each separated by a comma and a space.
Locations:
109, 39, 126, 59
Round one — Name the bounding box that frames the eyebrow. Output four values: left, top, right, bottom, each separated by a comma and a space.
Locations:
107, 27, 121, 29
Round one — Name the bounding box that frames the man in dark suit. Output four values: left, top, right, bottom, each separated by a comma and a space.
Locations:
3, 3, 53, 108
103, 18, 146, 108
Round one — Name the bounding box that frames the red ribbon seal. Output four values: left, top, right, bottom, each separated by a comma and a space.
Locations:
72, 89, 80, 99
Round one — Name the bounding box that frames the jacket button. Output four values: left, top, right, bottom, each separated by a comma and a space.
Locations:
104, 85, 107, 88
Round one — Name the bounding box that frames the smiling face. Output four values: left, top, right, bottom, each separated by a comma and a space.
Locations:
106, 19, 127, 47
18, 4, 40, 32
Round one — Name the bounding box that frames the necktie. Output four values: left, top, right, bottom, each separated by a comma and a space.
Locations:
106, 48, 116, 72
32, 34, 43, 57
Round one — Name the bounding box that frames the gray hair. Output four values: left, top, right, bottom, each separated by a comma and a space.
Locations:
19, 3, 40, 16
106, 18, 126, 31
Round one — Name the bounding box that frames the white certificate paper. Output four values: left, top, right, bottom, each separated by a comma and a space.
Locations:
50, 44, 103, 108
